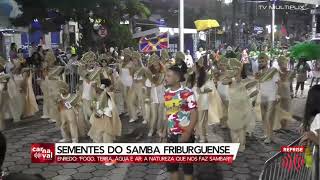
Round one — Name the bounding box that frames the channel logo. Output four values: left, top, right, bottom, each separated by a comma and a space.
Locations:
31, 143, 55, 163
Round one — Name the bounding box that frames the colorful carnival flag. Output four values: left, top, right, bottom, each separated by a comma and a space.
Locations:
139, 32, 169, 52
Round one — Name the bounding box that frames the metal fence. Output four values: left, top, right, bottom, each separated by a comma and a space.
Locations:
31, 68, 43, 100
259, 136, 319, 180
31, 66, 81, 99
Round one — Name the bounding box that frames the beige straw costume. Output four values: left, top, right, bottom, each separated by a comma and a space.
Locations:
257, 53, 280, 143
0, 73, 10, 130
144, 54, 166, 137
23, 69, 39, 117
221, 58, 257, 151
57, 81, 88, 143
127, 51, 147, 122
88, 89, 122, 143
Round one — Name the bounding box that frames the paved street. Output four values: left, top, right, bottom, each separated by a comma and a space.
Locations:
1, 96, 305, 180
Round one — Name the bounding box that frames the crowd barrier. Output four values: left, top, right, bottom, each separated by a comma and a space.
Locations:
31, 66, 81, 100
259, 136, 319, 180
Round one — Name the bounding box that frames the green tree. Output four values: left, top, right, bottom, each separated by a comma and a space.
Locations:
11, 0, 150, 49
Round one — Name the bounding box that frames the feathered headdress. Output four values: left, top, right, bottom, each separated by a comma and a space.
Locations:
131, 51, 141, 60
148, 53, 160, 66
56, 80, 69, 93
278, 56, 288, 67
48, 66, 64, 79
220, 58, 242, 78
44, 50, 56, 67
81, 51, 97, 65
88, 68, 102, 81
160, 49, 170, 61
175, 52, 185, 62
123, 48, 132, 58
290, 42, 320, 61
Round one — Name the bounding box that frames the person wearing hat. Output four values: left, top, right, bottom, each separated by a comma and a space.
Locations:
173, 52, 189, 87
220, 58, 257, 152
57, 81, 87, 143
164, 61, 197, 180
127, 51, 147, 123
189, 57, 222, 143
144, 53, 166, 137
256, 52, 280, 144
88, 79, 122, 143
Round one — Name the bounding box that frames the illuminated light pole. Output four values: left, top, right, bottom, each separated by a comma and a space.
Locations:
179, 0, 184, 52
271, 0, 276, 49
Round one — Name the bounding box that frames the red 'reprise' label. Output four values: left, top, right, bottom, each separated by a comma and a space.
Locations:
281, 146, 305, 153
31, 143, 55, 163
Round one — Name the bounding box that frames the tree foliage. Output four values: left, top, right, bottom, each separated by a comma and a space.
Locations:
11, 0, 150, 49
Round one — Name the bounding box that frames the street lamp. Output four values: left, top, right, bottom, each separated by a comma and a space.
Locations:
271, 0, 277, 49
179, 0, 184, 52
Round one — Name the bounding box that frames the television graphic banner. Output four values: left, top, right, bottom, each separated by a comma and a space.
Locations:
31, 143, 240, 164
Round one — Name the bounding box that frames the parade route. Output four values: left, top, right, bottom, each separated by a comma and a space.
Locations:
1, 97, 305, 180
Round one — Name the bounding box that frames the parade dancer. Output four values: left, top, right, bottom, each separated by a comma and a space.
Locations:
79, 52, 98, 123
7, 59, 26, 122
164, 61, 197, 180
256, 53, 280, 143
144, 54, 166, 137
119, 48, 133, 114
23, 69, 39, 117
216, 59, 229, 128
277, 56, 294, 129
39, 52, 56, 119
47, 66, 65, 125
0, 59, 10, 130
88, 79, 122, 143
128, 51, 147, 123
57, 81, 87, 143
190, 57, 215, 143
221, 58, 257, 151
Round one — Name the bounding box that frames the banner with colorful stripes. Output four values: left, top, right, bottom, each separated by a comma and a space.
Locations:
139, 32, 169, 52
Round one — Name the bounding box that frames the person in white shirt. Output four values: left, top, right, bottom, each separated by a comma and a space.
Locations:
195, 47, 205, 61
185, 50, 194, 68
256, 53, 280, 144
